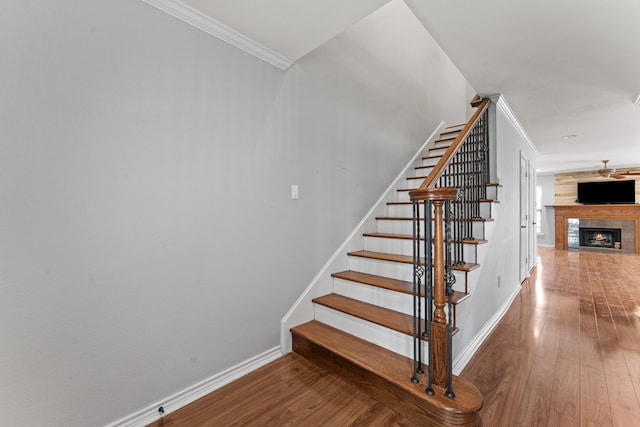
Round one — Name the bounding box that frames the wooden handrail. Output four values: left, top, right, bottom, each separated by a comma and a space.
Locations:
407, 96, 491, 399
408, 187, 459, 202
419, 98, 490, 190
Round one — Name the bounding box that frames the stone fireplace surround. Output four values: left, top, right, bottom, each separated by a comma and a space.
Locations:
553, 204, 640, 254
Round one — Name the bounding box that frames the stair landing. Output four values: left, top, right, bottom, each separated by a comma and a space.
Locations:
291, 320, 483, 427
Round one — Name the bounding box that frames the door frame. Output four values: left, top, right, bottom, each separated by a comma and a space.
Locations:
519, 152, 530, 282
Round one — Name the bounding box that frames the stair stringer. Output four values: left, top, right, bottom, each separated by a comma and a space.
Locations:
280, 121, 446, 353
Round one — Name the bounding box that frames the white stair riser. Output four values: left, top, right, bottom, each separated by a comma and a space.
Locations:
386, 201, 493, 220
314, 304, 429, 361
486, 186, 498, 200
388, 202, 492, 216
376, 219, 415, 235
387, 203, 418, 217
333, 278, 414, 316
333, 278, 460, 319
480, 202, 492, 219
429, 147, 448, 157
434, 140, 454, 149
462, 245, 478, 264
395, 191, 412, 203
377, 218, 487, 240
414, 166, 434, 177
421, 157, 440, 167
472, 221, 486, 240
348, 256, 467, 288
363, 236, 478, 263
364, 236, 413, 256
402, 178, 425, 190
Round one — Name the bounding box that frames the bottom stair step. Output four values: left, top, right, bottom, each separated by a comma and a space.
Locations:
291, 320, 482, 427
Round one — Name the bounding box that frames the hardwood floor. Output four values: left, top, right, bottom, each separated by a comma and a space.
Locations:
146, 353, 419, 427
460, 246, 640, 426
147, 246, 640, 426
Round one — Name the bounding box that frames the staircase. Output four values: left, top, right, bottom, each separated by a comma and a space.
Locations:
289, 99, 495, 426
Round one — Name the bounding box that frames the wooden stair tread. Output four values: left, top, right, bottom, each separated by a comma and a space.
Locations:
363, 232, 419, 240
331, 270, 470, 304
397, 187, 494, 194
291, 321, 482, 426
376, 215, 494, 223
438, 131, 460, 137
452, 238, 488, 245
388, 200, 495, 206
363, 232, 487, 245
313, 293, 424, 339
348, 250, 480, 272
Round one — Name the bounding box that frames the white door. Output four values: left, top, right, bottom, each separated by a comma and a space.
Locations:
520, 153, 529, 282
529, 164, 537, 271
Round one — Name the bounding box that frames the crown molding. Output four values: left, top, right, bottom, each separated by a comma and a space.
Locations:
493, 94, 540, 157
139, 0, 293, 70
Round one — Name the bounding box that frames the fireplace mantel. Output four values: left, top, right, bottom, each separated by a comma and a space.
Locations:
553, 204, 640, 253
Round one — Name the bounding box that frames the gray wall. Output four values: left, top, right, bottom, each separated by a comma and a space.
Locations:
536, 173, 556, 246
0, 1, 471, 425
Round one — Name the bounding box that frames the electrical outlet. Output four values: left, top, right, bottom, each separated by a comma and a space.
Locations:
291, 184, 299, 199
158, 406, 165, 416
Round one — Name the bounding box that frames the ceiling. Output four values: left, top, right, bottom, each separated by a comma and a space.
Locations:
151, 0, 640, 174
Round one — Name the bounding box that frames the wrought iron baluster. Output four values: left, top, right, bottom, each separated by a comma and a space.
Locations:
425, 199, 434, 396
444, 199, 456, 399
411, 200, 424, 383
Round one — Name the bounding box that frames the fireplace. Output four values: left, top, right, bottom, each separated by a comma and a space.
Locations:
552, 205, 640, 254
579, 227, 622, 249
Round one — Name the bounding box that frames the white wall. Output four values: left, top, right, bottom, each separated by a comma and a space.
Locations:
0, 1, 470, 425
536, 173, 556, 246
453, 97, 539, 359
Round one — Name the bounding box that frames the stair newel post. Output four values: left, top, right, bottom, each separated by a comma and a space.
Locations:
431, 198, 449, 390
409, 187, 458, 394
411, 200, 424, 383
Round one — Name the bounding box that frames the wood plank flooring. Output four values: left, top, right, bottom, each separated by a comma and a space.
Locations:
146, 353, 419, 427
460, 246, 640, 426
148, 246, 640, 426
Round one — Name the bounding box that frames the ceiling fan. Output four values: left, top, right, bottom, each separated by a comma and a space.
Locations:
596, 160, 640, 179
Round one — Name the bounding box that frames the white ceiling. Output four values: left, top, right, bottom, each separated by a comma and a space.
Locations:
154, 0, 640, 174
405, 0, 640, 174
181, 0, 391, 61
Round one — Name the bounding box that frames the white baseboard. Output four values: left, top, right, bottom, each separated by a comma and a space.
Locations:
537, 243, 555, 248
452, 285, 521, 375
106, 346, 283, 427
